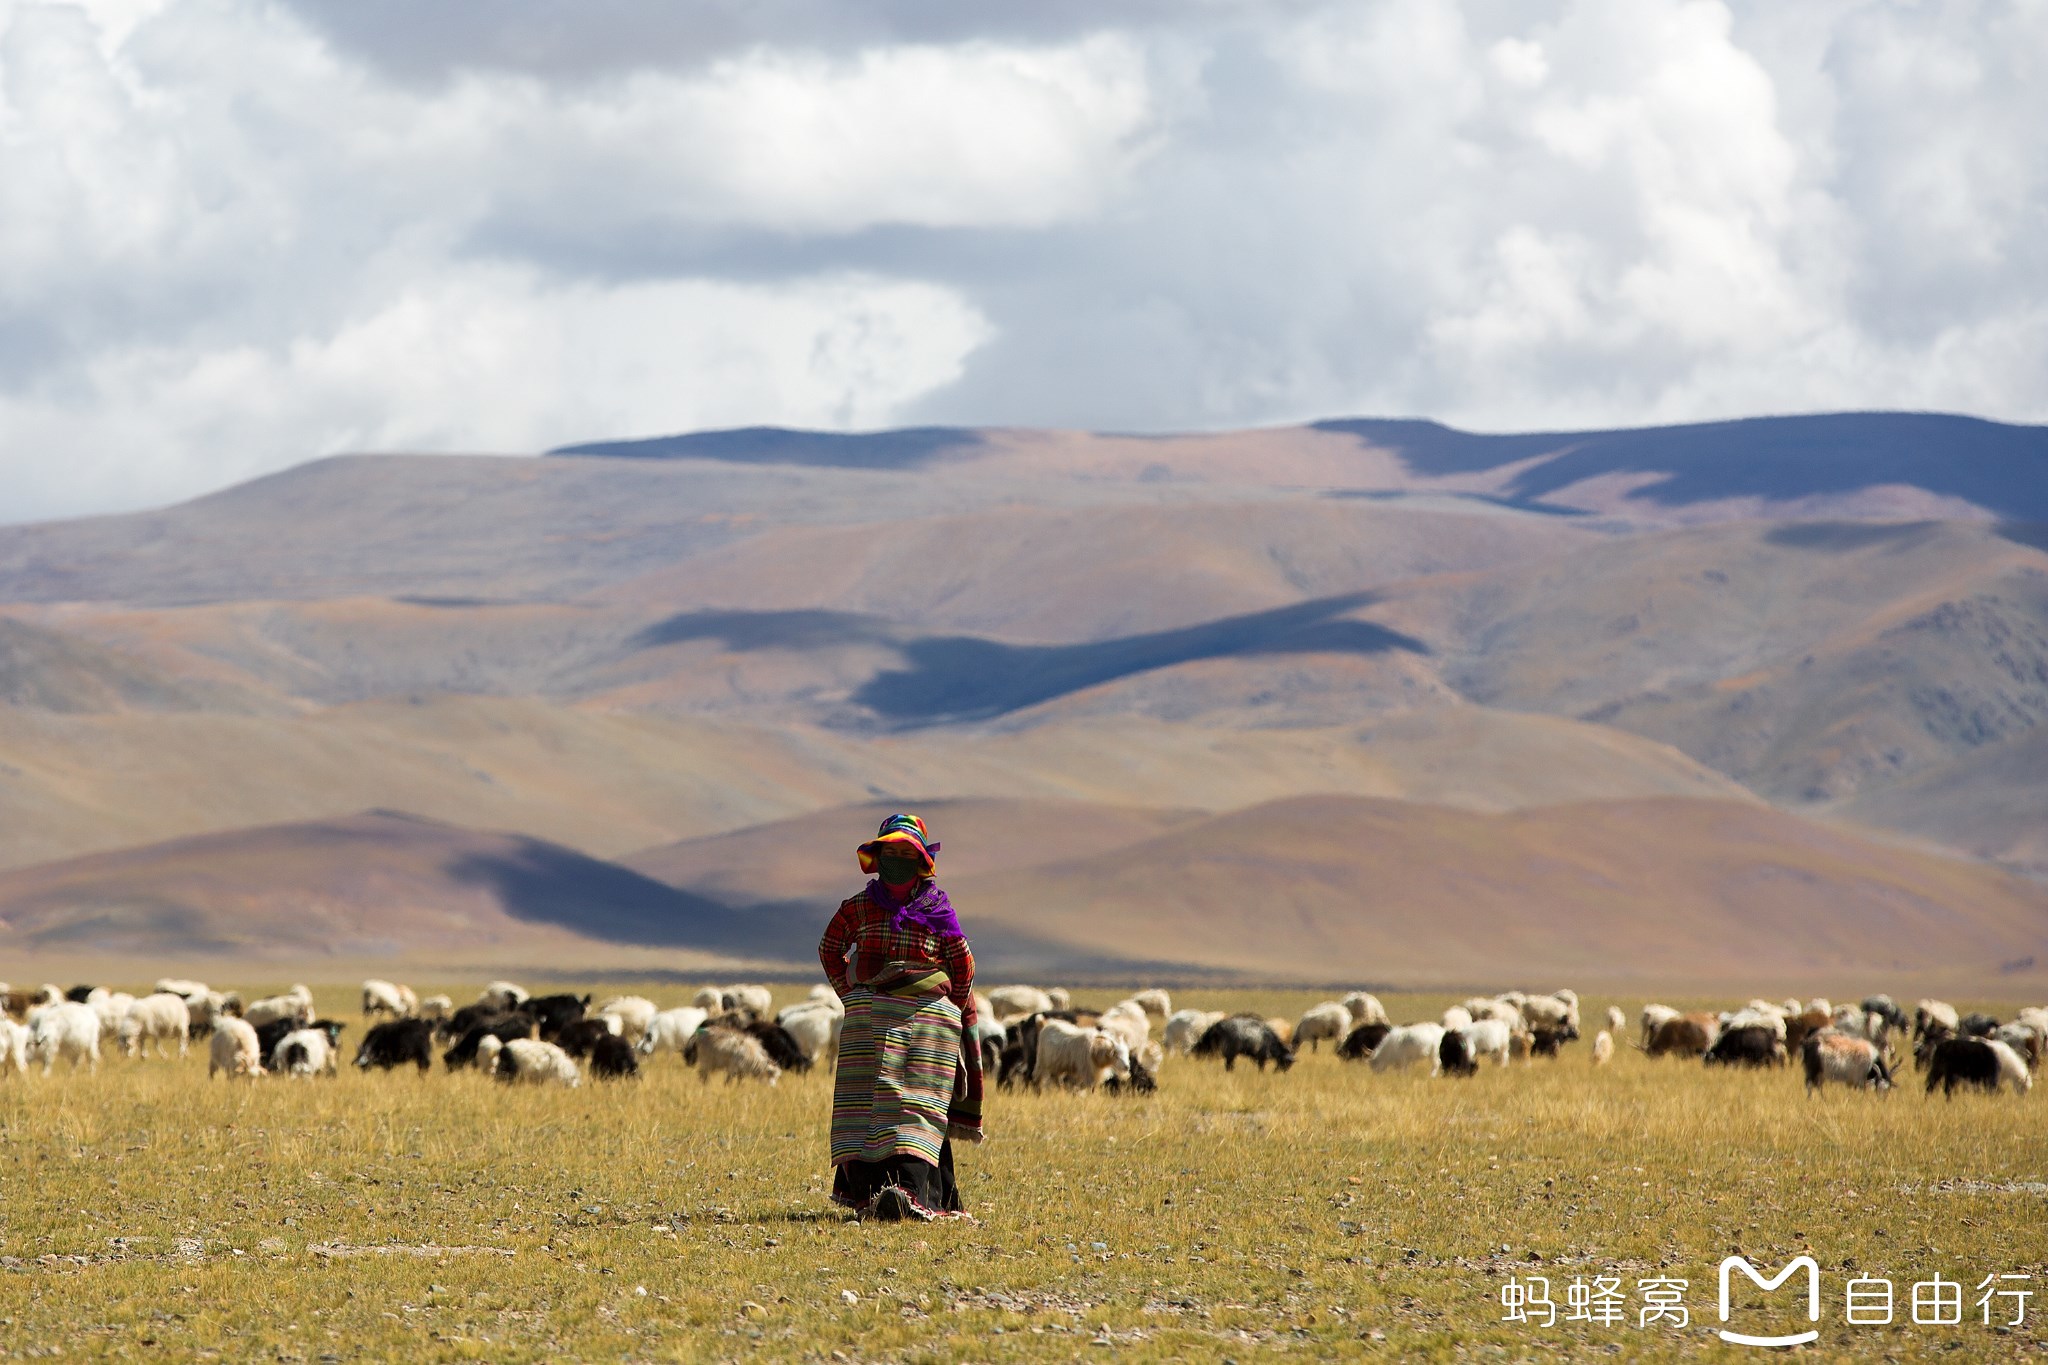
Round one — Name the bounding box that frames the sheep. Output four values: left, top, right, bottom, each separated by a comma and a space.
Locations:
691, 986, 724, 1010
1440, 1005, 1474, 1033
690, 1025, 781, 1086
1591, 1031, 1614, 1066
1987, 1040, 2033, 1095
1802, 1032, 1891, 1094
594, 995, 658, 1045
208, 1017, 264, 1080
719, 984, 774, 1016
480, 981, 530, 1011
87, 988, 136, 1040
1802, 998, 1831, 1019
1603, 1005, 1625, 1036
361, 979, 409, 1019
1337, 1022, 1392, 1060
274, 1028, 337, 1077
1639, 1004, 1681, 1049
1785, 1007, 1834, 1055
1342, 992, 1391, 1029
1458, 1018, 1514, 1068
184, 990, 235, 1039
154, 977, 209, 1001
987, 986, 1055, 1021
496, 1039, 582, 1087
1439, 1028, 1480, 1077
777, 1004, 843, 1066
705, 1013, 810, 1073
440, 1000, 518, 1043
1992, 1022, 2043, 1071
1960, 1012, 2001, 1038
1045, 987, 1072, 1011
1190, 1015, 1294, 1072
416, 994, 453, 1023
1264, 1016, 1295, 1046
970, 1015, 1006, 1075
243, 985, 314, 1030
1642, 1013, 1718, 1058
1098, 1001, 1151, 1057
1923, 1038, 2011, 1097
0, 1017, 28, 1077
779, 990, 843, 1025
1034, 1019, 1131, 1090
1723, 1007, 1788, 1043
444, 1016, 538, 1069
355, 1019, 434, 1072
26, 1002, 101, 1075
118, 992, 191, 1060
1519, 992, 1578, 1039
518, 993, 590, 1040
1127, 989, 1172, 1020
1369, 1023, 1447, 1075
1293, 1002, 1353, 1052
1704, 1025, 1787, 1068
476, 1034, 504, 1072
588, 1034, 639, 1080
1163, 1010, 1225, 1055
1914, 999, 1960, 1046
639, 1007, 710, 1057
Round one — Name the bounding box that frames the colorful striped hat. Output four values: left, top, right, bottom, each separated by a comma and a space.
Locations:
857, 812, 939, 874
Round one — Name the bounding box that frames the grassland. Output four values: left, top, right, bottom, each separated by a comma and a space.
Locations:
2, 985, 2044, 1362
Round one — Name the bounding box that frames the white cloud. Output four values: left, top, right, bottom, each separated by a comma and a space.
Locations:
0, 0, 2042, 520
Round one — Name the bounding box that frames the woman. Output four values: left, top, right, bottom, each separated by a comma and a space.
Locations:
818, 813, 983, 1221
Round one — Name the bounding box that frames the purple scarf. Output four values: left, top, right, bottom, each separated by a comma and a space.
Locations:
869, 877, 963, 937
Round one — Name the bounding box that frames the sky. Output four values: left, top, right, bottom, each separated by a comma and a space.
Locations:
0, 0, 2042, 521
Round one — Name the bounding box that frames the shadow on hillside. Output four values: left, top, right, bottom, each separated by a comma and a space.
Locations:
632, 592, 1428, 726
550, 426, 984, 469
1316, 413, 2048, 521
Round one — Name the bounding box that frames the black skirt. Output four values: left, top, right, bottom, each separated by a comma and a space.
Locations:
831, 1140, 963, 1220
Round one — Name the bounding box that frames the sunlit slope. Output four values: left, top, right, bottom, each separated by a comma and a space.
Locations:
939, 795, 2048, 987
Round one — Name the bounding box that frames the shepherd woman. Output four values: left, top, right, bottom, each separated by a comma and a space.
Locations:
818, 813, 983, 1221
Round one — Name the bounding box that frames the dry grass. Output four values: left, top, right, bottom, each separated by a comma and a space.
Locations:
1, 985, 2044, 1362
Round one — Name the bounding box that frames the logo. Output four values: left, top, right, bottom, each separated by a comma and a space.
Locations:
1718, 1255, 1820, 1347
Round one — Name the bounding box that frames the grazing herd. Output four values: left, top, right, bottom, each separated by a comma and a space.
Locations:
2, 976, 2039, 1107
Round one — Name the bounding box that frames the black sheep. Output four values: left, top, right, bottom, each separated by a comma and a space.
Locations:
442, 1015, 537, 1069
1337, 1022, 1391, 1061
1439, 1029, 1480, 1077
553, 1017, 616, 1058
1960, 1012, 2001, 1038
1704, 1025, 1785, 1068
354, 1018, 434, 1073
1191, 1014, 1294, 1072
527, 993, 592, 1041
1924, 1038, 2002, 1097
64, 985, 96, 1003
588, 1033, 639, 1080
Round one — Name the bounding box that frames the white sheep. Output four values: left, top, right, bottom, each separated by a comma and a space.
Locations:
154, 978, 209, 1000
1520, 993, 1574, 1035
691, 986, 724, 1010
780, 988, 844, 1023
416, 994, 453, 1023
0, 1017, 28, 1077
208, 1017, 264, 1080
87, 988, 136, 1040
1457, 1018, 1514, 1067
1723, 1007, 1788, 1042
1592, 1031, 1614, 1066
184, 990, 233, 1037
720, 984, 774, 1016
1163, 1010, 1225, 1055
639, 1007, 710, 1056
273, 1028, 337, 1077
1034, 1019, 1130, 1089
1464, 997, 1523, 1025
1368, 1023, 1446, 1075
497, 1039, 581, 1088
26, 1002, 100, 1075
595, 995, 658, 1045
1441, 1005, 1474, 1032
776, 1004, 843, 1066
1295, 1002, 1353, 1052
1604, 1005, 1626, 1036
1098, 1002, 1150, 1057
1045, 987, 1072, 1011
1342, 992, 1391, 1029
986, 985, 1054, 1021
479, 981, 530, 1011
1127, 989, 1172, 1021
119, 992, 191, 1060
1801, 1032, 1888, 1093
243, 985, 315, 1029
361, 979, 409, 1018
691, 1026, 781, 1086
475, 1035, 504, 1072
